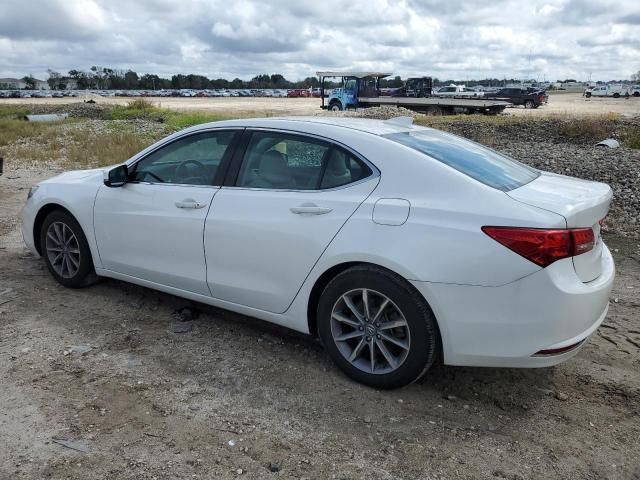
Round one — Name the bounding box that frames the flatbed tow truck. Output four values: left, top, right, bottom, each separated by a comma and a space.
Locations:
317, 71, 511, 115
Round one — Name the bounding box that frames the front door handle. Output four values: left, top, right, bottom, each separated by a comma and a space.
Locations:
175, 198, 206, 209
290, 203, 333, 215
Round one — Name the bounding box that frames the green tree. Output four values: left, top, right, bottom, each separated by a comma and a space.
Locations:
22, 75, 37, 90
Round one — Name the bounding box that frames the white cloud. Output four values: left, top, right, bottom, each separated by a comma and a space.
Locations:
0, 0, 638, 81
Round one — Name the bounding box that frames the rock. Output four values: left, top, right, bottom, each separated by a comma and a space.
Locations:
67, 345, 92, 355
172, 322, 193, 334
446, 394, 457, 401
174, 306, 199, 322
236, 468, 243, 475
268, 462, 280, 472
555, 392, 569, 401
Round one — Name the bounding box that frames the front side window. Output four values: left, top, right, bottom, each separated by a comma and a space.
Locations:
385, 129, 539, 192
236, 131, 372, 190
131, 130, 238, 185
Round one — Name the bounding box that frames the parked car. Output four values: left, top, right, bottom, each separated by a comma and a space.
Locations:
630, 85, 640, 97
22, 117, 614, 389
584, 84, 631, 98
433, 85, 484, 97
485, 87, 545, 108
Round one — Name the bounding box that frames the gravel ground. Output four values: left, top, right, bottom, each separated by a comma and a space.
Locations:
1, 116, 639, 479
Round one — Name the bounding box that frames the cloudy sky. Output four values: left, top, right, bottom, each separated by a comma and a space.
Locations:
1, 0, 639, 82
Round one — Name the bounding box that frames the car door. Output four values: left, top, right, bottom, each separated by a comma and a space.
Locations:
204, 129, 379, 313
93, 129, 241, 296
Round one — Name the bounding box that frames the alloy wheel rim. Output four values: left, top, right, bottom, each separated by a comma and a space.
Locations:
45, 221, 81, 279
330, 288, 411, 375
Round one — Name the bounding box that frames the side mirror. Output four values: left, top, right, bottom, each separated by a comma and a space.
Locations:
104, 164, 128, 187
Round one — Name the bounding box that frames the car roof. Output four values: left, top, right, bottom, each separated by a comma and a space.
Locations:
188, 116, 420, 137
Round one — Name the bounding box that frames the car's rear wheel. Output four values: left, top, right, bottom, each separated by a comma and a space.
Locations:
40, 210, 98, 288
317, 266, 439, 389
524, 100, 535, 109
329, 101, 342, 112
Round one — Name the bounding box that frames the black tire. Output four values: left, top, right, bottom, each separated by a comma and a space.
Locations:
40, 210, 99, 288
317, 265, 439, 389
329, 101, 342, 112
633, 92, 640, 97
524, 100, 535, 109
613, 93, 620, 98
585, 92, 591, 98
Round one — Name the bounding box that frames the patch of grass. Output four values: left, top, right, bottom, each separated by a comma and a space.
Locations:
65, 129, 155, 168
0, 105, 30, 120
107, 99, 246, 131
554, 114, 618, 142
164, 111, 236, 131
0, 119, 50, 147
109, 98, 165, 121
621, 129, 640, 149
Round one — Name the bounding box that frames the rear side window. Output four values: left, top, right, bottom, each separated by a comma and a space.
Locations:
236, 131, 372, 190
384, 130, 539, 192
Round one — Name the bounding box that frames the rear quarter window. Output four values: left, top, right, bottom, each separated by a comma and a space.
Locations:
385, 130, 539, 192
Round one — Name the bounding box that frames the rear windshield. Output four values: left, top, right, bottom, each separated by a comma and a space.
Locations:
385, 130, 539, 191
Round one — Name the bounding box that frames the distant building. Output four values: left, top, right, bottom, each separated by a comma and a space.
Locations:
0, 77, 50, 90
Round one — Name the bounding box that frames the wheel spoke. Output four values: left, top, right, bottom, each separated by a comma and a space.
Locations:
371, 298, 390, 324
379, 319, 407, 330
376, 339, 398, 369
68, 253, 80, 268
332, 312, 360, 328
362, 289, 371, 319
68, 248, 80, 254
47, 231, 62, 246
349, 337, 367, 362
53, 223, 64, 244
64, 255, 72, 276
369, 341, 376, 372
52, 252, 63, 265
47, 247, 63, 253
335, 330, 364, 342
379, 331, 409, 350
342, 294, 364, 323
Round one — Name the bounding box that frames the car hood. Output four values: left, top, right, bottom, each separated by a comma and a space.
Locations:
42, 168, 104, 185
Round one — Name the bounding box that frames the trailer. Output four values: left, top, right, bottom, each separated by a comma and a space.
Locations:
317, 72, 511, 115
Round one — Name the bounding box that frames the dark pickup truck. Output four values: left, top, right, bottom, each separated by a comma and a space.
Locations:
484, 87, 547, 108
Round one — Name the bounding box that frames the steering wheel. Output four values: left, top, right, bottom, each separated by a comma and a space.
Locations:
176, 159, 207, 182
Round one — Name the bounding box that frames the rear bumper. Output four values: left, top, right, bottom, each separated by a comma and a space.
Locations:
412, 244, 615, 368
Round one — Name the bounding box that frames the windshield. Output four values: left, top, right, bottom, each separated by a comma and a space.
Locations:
384, 130, 539, 192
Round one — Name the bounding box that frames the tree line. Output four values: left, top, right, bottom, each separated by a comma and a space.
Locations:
37, 68, 543, 91
14, 66, 640, 91
42, 67, 327, 90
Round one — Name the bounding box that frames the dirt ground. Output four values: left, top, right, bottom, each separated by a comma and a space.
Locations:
1, 121, 640, 480
2, 92, 640, 117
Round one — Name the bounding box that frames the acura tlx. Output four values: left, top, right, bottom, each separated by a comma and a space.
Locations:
22, 116, 614, 388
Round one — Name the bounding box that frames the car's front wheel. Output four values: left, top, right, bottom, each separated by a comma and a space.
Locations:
40, 210, 98, 288
317, 266, 439, 389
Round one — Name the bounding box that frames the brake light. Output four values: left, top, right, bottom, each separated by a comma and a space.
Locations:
482, 226, 595, 267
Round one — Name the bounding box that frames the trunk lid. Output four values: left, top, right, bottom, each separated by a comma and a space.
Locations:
507, 172, 612, 282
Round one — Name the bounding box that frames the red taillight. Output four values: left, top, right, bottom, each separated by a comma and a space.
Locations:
482, 226, 595, 267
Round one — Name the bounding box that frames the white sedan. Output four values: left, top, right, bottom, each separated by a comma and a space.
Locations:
22, 117, 615, 389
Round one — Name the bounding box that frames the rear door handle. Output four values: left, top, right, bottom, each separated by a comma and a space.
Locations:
175, 198, 206, 209
290, 203, 333, 215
